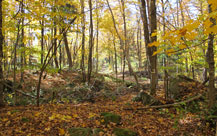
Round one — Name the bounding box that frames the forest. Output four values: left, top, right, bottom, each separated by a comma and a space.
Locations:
0, 0, 216, 135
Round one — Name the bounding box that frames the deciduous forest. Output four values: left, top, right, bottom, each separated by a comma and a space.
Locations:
0, 0, 216, 135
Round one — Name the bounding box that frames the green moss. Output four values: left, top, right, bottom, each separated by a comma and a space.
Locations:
113, 128, 137, 136
68, 128, 92, 136
68, 128, 104, 136
21, 117, 29, 123
100, 112, 121, 124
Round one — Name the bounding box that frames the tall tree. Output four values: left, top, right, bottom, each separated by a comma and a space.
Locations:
95, 0, 99, 73
207, 2, 215, 109
149, 0, 158, 95
88, 0, 94, 84
140, 0, 158, 95
120, 0, 140, 88
53, 0, 59, 68
80, 0, 86, 82
0, 0, 4, 107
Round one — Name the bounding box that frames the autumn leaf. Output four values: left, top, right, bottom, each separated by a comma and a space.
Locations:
179, 44, 187, 49
179, 28, 187, 36
59, 128, 65, 135
148, 41, 160, 47
151, 32, 157, 37
73, 114, 78, 118
166, 49, 175, 56
152, 48, 163, 56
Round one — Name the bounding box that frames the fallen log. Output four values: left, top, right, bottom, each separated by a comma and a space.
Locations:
125, 93, 203, 110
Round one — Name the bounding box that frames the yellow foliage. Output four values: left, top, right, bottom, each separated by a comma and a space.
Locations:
58, 128, 65, 135
152, 48, 163, 56
179, 44, 187, 49
166, 49, 175, 56
148, 41, 160, 47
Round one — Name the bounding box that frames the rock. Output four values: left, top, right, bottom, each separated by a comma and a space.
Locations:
68, 128, 104, 136
132, 92, 162, 106
113, 128, 138, 136
168, 75, 195, 100
100, 112, 121, 125
92, 128, 104, 136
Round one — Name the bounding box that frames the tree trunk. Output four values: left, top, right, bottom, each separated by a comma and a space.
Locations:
53, 0, 59, 68
207, 3, 215, 109
149, 0, 158, 95
80, 0, 86, 82
20, 0, 25, 82
121, 0, 140, 88
63, 31, 73, 68
96, 0, 99, 73
113, 36, 118, 80
161, 0, 169, 99
88, 0, 94, 84
0, 0, 4, 107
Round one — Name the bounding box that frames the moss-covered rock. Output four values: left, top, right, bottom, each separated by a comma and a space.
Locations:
92, 128, 104, 136
68, 128, 92, 136
68, 127, 104, 136
100, 112, 121, 125
113, 128, 137, 136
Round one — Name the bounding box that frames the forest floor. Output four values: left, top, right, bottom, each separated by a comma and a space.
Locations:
0, 70, 215, 136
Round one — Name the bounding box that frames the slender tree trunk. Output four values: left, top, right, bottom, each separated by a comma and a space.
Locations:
63, 31, 73, 69
113, 36, 118, 80
41, 20, 44, 65
14, 19, 21, 105
121, 0, 140, 88
80, 0, 86, 82
161, 0, 169, 99
106, 0, 125, 81
72, 24, 79, 67
207, 3, 215, 109
96, 0, 99, 73
40, 1, 45, 65
0, 0, 4, 107
53, 0, 59, 68
140, 0, 150, 70
88, 0, 94, 84
59, 34, 62, 70
20, 0, 25, 82
136, 19, 142, 70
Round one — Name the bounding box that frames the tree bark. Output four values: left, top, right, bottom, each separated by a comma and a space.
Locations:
96, 0, 99, 73
20, 0, 25, 82
0, 0, 4, 107
207, 3, 215, 109
149, 0, 158, 95
80, 0, 86, 82
63, 31, 73, 68
53, 0, 59, 68
88, 0, 94, 84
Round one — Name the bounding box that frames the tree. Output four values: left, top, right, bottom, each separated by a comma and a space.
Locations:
140, 0, 158, 95
207, 2, 215, 109
80, 0, 86, 82
0, 0, 4, 107
88, 0, 94, 84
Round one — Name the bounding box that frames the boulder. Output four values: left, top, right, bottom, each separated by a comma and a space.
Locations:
168, 75, 196, 100
113, 128, 138, 136
68, 128, 104, 136
100, 112, 121, 125
132, 92, 162, 106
